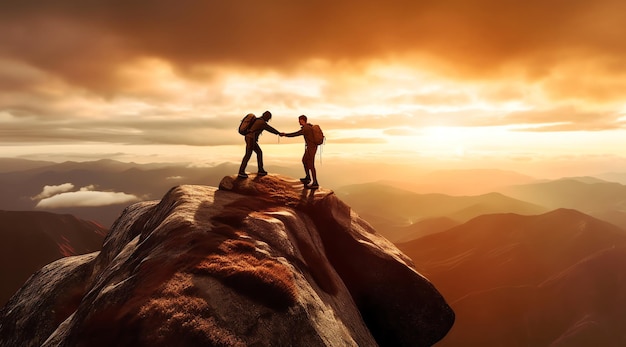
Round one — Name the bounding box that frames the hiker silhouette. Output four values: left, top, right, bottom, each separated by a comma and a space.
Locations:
280, 115, 320, 189
238, 111, 281, 178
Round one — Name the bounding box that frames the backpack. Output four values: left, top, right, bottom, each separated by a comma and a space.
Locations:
311, 124, 325, 145
238, 113, 257, 135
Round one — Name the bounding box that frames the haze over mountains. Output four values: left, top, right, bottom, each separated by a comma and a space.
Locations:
499, 177, 626, 230
0, 159, 248, 227
0, 159, 545, 229
336, 183, 548, 242
379, 168, 537, 196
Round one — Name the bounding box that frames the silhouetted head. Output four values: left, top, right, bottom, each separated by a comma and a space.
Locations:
298, 115, 307, 125
262, 111, 272, 121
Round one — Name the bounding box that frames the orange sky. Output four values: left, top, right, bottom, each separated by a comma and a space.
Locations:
1, 1, 625, 177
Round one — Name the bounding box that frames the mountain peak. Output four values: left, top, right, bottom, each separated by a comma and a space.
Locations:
219, 173, 332, 206
1, 174, 454, 347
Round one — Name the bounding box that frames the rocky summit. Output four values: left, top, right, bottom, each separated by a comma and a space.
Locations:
0, 174, 454, 347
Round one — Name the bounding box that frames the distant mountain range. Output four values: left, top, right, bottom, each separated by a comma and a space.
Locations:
336, 174, 626, 243
336, 182, 547, 242
597, 172, 626, 185
3, 158, 625, 233
378, 168, 538, 195
0, 158, 56, 173
397, 209, 626, 345
0, 210, 107, 306
499, 177, 626, 230
0, 159, 243, 227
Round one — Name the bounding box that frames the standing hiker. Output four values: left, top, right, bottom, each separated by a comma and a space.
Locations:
280, 115, 323, 189
238, 110, 281, 178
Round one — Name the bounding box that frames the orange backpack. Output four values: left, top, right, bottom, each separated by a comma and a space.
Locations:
311, 124, 325, 145
238, 114, 257, 135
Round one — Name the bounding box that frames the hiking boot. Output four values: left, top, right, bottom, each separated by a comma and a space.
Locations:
306, 182, 319, 189
257, 170, 268, 176
300, 176, 311, 183
238, 172, 249, 178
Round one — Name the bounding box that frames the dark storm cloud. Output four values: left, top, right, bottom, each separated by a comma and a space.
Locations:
1, 1, 626, 92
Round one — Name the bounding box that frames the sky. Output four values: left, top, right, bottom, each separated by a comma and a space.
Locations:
1, 1, 626, 178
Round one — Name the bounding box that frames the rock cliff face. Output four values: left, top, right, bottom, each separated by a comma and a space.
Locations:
0, 174, 454, 347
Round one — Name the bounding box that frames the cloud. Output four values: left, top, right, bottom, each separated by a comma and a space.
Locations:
503, 108, 626, 132
0, 115, 243, 146
383, 128, 418, 136
32, 183, 75, 200
330, 137, 387, 144
35, 190, 140, 209
1, 1, 626, 155
1, 1, 626, 89
32, 183, 140, 208
80, 185, 96, 191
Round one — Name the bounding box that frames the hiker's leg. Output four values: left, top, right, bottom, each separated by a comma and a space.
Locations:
305, 145, 318, 185
254, 142, 264, 171
239, 137, 254, 174
307, 146, 318, 185
301, 151, 310, 179
298, 148, 313, 183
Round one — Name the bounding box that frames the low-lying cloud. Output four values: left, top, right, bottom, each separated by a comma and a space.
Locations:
32, 183, 75, 200
33, 184, 140, 209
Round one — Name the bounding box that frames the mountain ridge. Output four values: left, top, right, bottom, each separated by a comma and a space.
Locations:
336, 182, 548, 242
499, 178, 626, 229
398, 208, 626, 346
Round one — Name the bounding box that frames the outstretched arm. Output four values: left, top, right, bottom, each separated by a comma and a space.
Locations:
264, 123, 280, 135
284, 129, 303, 137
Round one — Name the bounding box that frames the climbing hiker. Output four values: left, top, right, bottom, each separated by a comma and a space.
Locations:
238, 110, 282, 178
280, 115, 323, 189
